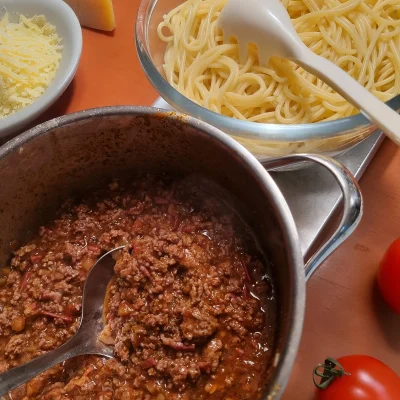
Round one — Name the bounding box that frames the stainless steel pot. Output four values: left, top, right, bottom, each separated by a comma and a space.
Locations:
0, 106, 362, 399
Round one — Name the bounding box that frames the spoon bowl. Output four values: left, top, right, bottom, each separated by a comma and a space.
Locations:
0, 247, 124, 396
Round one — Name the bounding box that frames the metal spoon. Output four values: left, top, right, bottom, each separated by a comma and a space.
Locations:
218, 0, 400, 146
0, 247, 124, 396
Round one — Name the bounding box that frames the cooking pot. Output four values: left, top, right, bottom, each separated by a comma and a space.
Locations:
0, 106, 362, 398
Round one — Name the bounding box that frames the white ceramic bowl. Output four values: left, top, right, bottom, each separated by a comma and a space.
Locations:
0, 0, 82, 137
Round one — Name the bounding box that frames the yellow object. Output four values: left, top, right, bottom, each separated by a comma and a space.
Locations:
65, 0, 116, 32
0, 13, 62, 119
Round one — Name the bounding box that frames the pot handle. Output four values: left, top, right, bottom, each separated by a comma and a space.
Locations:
261, 154, 363, 281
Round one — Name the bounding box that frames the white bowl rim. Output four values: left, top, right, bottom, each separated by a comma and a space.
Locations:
0, 0, 82, 136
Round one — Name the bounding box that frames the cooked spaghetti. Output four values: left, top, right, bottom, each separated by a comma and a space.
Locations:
157, 0, 400, 124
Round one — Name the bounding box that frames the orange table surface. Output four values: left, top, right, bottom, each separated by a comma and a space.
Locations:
38, 0, 156, 125
34, 0, 400, 398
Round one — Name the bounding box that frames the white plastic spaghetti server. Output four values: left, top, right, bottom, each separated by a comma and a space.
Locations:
218, 0, 400, 146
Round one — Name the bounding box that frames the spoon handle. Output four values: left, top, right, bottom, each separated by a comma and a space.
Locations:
297, 51, 400, 146
0, 335, 81, 396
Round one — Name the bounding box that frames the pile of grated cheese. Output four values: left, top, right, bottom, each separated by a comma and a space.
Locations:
0, 12, 63, 119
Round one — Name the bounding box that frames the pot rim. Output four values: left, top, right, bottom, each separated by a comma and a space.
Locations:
0, 105, 306, 398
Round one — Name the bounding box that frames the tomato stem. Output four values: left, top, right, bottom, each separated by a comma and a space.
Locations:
313, 357, 351, 389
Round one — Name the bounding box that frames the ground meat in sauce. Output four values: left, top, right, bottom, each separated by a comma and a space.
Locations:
0, 175, 276, 400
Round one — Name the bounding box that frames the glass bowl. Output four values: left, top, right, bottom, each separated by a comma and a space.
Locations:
135, 0, 400, 159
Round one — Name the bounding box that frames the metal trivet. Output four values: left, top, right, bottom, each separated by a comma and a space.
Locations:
152, 97, 383, 258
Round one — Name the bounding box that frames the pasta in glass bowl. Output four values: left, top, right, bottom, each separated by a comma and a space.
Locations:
136, 0, 400, 159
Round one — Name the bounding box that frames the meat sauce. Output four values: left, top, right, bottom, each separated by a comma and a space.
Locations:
0, 175, 277, 399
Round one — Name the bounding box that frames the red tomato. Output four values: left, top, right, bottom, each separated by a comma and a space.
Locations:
378, 237, 400, 314
314, 355, 400, 400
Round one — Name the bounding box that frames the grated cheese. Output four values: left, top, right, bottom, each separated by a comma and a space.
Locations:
0, 13, 63, 119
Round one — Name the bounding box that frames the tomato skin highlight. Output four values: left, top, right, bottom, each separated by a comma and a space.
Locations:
316, 355, 400, 400
378, 238, 400, 314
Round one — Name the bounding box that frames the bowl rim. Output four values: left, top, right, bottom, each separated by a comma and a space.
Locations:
0, 0, 82, 136
135, 0, 400, 143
